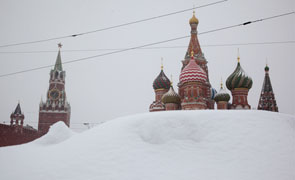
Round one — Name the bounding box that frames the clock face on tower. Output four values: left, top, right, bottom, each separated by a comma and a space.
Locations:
49, 89, 60, 100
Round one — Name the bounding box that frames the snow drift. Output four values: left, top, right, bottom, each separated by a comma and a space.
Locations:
0, 110, 294, 180
33, 121, 76, 145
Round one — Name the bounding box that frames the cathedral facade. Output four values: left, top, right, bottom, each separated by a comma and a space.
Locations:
150, 12, 278, 112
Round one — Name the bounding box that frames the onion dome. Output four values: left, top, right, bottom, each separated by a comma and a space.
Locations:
179, 51, 207, 85
210, 87, 217, 99
153, 62, 170, 90
162, 85, 181, 104
189, 11, 199, 24
226, 56, 253, 90
265, 64, 269, 72
214, 82, 230, 102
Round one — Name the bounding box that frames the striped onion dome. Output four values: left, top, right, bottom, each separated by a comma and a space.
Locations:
162, 85, 181, 104
226, 61, 253, 90
214, 83, 230, 102
153, 69, 170, 90
179, 54, 207, 85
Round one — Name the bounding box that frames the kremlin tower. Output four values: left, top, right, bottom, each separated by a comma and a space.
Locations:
149, 60, 171, 112
257, 64, 278, 112
10, 102, 24, 131
226, 54, 253, 109
38, 44, 71, 134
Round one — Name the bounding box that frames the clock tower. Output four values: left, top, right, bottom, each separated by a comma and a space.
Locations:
38, 44, 71, 134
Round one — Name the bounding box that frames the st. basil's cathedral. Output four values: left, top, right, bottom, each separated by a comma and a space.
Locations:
150, 11, 279, 112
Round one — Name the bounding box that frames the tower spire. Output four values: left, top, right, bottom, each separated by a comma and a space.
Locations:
54, 43, 63, 71
14, 102, 22, 114
258, 64, 278, 112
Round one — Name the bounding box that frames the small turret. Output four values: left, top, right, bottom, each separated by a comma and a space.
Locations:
10, 102, 25, 129
214, 80, 230, 109
162, 77, 181, 110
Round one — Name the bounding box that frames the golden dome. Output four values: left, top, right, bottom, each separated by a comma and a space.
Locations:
189, 11, 199, 24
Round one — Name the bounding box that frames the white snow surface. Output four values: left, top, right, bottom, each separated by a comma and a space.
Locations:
0, 110, 294, 180
33, 121, 76, 145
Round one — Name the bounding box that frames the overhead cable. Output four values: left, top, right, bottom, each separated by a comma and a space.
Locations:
0, 0, 227, 48
0, 11, 294, 78
0, 40, 294, 54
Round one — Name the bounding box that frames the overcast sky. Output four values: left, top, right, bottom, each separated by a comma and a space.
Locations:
0, 0, 294, 131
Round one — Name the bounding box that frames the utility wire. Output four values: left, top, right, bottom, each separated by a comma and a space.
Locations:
0, 40, 294, 54
0, 0, 227, 48
0, 11, 294, 78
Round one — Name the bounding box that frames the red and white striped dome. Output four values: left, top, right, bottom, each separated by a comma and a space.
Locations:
179, 56, 207, 84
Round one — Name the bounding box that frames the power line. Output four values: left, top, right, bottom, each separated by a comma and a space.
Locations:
0, 40, 294, 54
0, 11, 294, 78
0, 0, 227, 48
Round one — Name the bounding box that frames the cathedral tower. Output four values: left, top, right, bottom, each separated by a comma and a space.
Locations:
257, 64, 278, 112
226, 53, 252, 109
179, 11, 214, 109
149, 60, 171, 112
178, 51, 208, 110
38, 44, 71, 134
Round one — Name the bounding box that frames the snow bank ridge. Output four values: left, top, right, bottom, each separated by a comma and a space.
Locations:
33, 121, 75, 145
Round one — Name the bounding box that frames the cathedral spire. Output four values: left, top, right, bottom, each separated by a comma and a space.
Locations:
185, 11, 202, 60
258, 64, 278, 112
54, 43, 63, 71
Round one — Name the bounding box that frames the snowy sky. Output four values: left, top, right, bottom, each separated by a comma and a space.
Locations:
0, 0, 294, 131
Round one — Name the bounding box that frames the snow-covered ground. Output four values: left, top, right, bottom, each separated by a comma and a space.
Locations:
0, 110, 294, 180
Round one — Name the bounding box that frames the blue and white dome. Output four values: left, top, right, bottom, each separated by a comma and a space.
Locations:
210, 87, 217, 100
